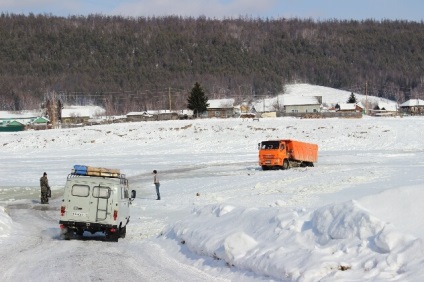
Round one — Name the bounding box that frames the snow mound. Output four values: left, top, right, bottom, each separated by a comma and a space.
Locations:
165, 201, 424, 281
0, 206, 13, 237
311, 200, 385, 243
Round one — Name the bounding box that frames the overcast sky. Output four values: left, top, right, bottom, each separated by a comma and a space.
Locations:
0, 0, 423, 21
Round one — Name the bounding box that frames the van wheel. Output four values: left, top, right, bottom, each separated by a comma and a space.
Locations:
282, 160, 289, 170
63, 230, 73, 240
120, 226, 126, 239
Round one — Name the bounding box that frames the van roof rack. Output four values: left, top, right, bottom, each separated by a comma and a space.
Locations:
71, 165, 122, 179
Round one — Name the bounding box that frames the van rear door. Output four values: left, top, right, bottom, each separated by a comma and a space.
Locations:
91, 185, 111, 222
68, 184, 92, 222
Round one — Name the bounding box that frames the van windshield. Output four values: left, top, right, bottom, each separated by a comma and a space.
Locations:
261, 141, 280, 150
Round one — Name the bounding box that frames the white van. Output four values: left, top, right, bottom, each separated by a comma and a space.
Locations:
59, 165, 136, 241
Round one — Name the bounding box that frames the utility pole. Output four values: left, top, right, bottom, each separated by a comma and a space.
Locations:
365, 81, 368, 115
51, 91, 56, 128
169, 87, 171, 111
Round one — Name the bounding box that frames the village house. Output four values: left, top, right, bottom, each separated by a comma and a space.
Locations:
336, 103, 364, 112
371, 102, 398, 116
280, 95, 322, 114
127, 109, 193, 121
0, 119, 26, 132
0, 110, 50, 131
399, 99, 424, 115
30, 116, 50, 129
126, 111, 155, 122
61, 105, 105, 125
206, 98, 235, 118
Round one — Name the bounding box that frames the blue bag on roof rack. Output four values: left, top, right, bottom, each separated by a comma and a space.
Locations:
73, 165, 88, 175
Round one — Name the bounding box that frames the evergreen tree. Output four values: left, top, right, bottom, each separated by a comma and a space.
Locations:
347, 92, 357, 103
187, 82, 209, 117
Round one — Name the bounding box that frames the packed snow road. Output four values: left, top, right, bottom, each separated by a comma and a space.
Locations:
0, 193, 231, 281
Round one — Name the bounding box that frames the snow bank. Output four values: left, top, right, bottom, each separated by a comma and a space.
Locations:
0, 207, 13, 237
164, 200, 424, 281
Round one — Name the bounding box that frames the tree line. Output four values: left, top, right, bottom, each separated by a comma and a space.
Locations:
0, 13, 423, 114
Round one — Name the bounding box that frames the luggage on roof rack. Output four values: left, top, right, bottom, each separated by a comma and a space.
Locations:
72, 165, 121, 178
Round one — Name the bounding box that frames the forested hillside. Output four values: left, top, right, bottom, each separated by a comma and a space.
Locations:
1, 13, 423, 114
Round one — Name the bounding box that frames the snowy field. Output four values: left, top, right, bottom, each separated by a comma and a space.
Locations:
0, 84, 424, 282
1, 103, 424, 280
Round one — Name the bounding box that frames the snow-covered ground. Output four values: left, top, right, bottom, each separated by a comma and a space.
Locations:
1, 86, 423, 281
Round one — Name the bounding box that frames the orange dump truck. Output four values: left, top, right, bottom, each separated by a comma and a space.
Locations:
258, 139, 318, 170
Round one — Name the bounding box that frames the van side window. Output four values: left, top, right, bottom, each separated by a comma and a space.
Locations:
93, 186, 111, 199
72, 185, 90, 197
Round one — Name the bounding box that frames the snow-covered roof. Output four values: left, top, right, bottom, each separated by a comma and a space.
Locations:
207, 98, 234, 109
400, 99, 424, 107
127, 111, 153, 117
252, 95, 321, 112
0, 110, 40, 119
378, 102, 398, 112
280, 95, 321, 106
129, 109, 194, 116
338, 103, 357, 110
61, 106, 105, 118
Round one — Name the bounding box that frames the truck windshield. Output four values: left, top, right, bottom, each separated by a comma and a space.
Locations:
261, 141, 280, 150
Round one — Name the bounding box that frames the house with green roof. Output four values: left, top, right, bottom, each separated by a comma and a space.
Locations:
0, 120, 25, 132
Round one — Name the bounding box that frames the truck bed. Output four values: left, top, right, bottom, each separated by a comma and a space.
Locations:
286, 140, 318, 163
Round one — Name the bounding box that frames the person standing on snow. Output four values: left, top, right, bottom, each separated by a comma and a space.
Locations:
40, 172, 51, 204
153, 170, 160, 200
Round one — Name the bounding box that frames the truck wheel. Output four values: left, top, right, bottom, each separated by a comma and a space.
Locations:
262, 166, 268, 171
282, 160, 289, 170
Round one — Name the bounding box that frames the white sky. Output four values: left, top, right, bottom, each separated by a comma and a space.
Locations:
0, 0, 423, 21
1, 84, 424, 281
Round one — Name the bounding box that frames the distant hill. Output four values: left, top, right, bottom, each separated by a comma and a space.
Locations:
0, 14, 423, 114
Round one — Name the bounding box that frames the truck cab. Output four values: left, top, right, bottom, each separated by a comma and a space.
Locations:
59, 165, 136, 241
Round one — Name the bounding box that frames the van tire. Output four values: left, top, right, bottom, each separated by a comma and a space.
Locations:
63, 230, 72, 240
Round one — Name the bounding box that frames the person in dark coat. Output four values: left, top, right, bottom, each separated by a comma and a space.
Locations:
153, 170, 160, 200
40, 172, 51, 204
